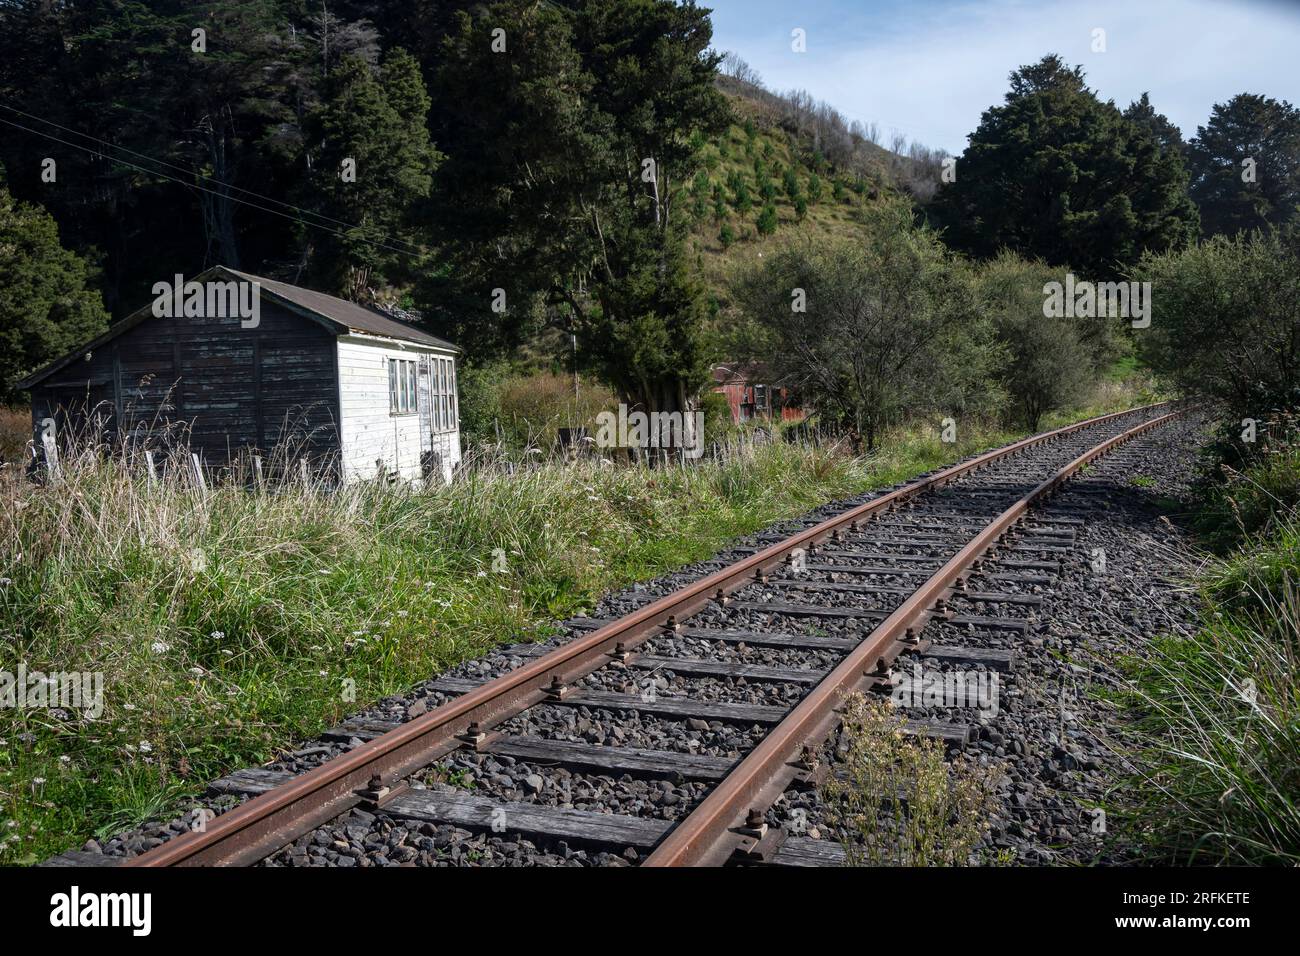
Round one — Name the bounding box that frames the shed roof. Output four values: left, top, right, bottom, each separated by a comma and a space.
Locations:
18, 266, 457, 390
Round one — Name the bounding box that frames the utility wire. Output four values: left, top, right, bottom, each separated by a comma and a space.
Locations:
0, 101, 411, 244
0, 113, 428, 262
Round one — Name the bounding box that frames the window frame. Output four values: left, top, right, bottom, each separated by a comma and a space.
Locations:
388, 358, 418, 416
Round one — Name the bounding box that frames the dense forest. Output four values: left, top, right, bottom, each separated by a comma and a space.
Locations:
1, 0, 1298, 444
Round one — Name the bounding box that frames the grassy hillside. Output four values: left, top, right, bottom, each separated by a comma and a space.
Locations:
684, 91, 903, 296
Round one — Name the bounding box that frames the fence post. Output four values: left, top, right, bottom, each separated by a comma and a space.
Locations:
144, 450, 158, 485
39, 417, 61, 484
300, 457, 310, 488
252, 455, 264, 489
190, 453, 208, 494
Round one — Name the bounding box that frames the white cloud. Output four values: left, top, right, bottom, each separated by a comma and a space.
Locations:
710, 0, 1300, 153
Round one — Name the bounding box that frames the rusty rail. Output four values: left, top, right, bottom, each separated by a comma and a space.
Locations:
642, 406, 1184, 866
127, 403, 1171, 866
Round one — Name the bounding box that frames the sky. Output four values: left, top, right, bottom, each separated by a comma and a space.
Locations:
704, 0, 1300, 155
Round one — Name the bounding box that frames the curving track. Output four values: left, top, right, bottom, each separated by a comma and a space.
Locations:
103, 402, 1184, 868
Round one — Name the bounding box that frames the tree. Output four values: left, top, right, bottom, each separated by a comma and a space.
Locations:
1125, 92, 1185, 154
978, 252, 1096, 430
427, 0, 728, 436
1134, 229, 1300, 426
305, 49, 440, 300
736, 200, 999, 450
0, 187, 109, 402
930, 55, 1199, 277
1187, 94, 1300, 237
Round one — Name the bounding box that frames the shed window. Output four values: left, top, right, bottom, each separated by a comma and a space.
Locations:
389, 358, 417, 415
427, 356, 458, 432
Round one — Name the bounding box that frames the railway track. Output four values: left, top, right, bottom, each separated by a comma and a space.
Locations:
100, 402, 1184, 868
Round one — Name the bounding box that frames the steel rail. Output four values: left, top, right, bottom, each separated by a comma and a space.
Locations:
642, 407, 1184, 867
127, 402, 1169, 866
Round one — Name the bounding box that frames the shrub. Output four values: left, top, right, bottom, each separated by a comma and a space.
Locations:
977, 251, 1103, 430
822, 695, 1003, 866
1135, 229, 1300, 430
782, 167, 800, 199
495, 371, 616, 450
736, 199, 1000, 449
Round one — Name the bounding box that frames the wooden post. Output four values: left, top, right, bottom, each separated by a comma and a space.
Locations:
299, 457, 310, 488
252, 455, 264, 489
144, 450, 158, 485
190, 453, 208, 494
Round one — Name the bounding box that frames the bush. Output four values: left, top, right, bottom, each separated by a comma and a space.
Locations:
736, 198, 1000, 448
495, 372, 617, 450
1135, 229, 1300, 431
822, 695, 1003, 865
977, 251, 1104, 429
782, 167, 800, 199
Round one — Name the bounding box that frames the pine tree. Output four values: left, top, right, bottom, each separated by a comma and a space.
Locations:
930, 55, 1198, 276
306, 50, 439, 300
1187, 93, 1300, 237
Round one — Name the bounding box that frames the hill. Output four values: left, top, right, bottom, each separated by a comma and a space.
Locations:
685, 79, 945, 298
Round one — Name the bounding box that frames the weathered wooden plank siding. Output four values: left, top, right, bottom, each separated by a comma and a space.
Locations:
30, 300, 340, 474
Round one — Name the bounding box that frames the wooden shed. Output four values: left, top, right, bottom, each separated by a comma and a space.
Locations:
710, 362, 806, 425
18, 266, 461, 483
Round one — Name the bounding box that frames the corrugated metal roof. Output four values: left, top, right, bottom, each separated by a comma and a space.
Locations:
223, 268, 457, 351
17, 266, 458, 389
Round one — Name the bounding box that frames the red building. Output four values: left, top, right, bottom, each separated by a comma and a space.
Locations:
711, 363, 806, 424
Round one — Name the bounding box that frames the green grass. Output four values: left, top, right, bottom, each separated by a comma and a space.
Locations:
1112, 446, 1300, 864
0, 391, 1142, 864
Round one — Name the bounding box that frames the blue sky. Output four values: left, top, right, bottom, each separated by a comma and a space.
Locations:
704, 0, 1300, 154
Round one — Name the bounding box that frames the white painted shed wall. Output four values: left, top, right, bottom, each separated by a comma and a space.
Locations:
336, 336, 461, 483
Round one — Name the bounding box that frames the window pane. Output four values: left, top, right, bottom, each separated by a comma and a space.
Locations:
439, 360, 448, 429
449, 363, 457, 429
388, 360, 398, 413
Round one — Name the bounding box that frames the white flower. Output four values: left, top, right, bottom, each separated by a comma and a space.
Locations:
476, 570, 487, 578
210, 630, 225, 640
138, 741, 152, 753
318, 670, 328, 677
151, 641, 170, 655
